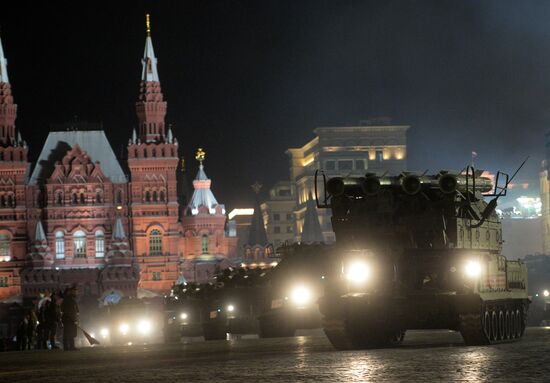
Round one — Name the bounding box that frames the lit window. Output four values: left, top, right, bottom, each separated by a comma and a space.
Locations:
73, 230, 86, 258
202, 234, 209, 254
0, 276, 8, 287
375, 150, 383, 162
149, 229, 163, 255
55, 231, 65, 259
0, 234, 10, 262
95, 230, 105, 258
152, 271, 161, 281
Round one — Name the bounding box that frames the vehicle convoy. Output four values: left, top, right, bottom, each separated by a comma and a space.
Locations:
316, 165, 530, 349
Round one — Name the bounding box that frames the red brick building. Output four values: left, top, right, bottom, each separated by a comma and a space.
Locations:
0, 22, 237, 302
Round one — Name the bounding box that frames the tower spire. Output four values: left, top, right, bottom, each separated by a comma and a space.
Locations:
0, 31, 17, 145
135, 14, 166, 142
0, 31, 9, 84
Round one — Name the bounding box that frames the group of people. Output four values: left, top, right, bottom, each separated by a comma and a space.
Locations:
16, 285, 80, 351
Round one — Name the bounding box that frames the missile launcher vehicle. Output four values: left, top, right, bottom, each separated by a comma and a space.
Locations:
316, 165, 529, 349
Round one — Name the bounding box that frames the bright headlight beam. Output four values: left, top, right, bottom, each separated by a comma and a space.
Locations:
544, 290, 549, 297
137, 320, 152, 335
345, 261, 370, 283
464, 260, 482, 278
100, 328, 109, 339
119, 323, 129, 335
180, 312, 188, 320
290, 286, 311, 307
226, 304, 235, 312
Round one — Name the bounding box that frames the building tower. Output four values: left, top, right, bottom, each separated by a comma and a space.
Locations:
0, 32, 29, 299
127, 15, 180, 294
243, 182, 272, 266
181, 149, 237, 283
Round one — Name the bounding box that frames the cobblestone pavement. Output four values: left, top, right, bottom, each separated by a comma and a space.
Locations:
1, 327, 549, 382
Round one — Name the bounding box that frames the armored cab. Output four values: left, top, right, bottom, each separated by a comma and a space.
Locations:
317, 168, 529, 349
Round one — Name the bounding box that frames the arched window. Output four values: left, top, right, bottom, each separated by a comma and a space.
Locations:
0, 195, 5, 207
95, 191, 102, 203
95, 230, 105, 258
56, 191, 63, 205
80, 193, 85, 204
72, 193, 78, 204
201, 234, 209, 254
0, 234, 10, 262
116, 190, 123, 204
145, 191, 151, 202
149, 229, 163, 256
73, 230, 86, 258
152, 148, 156, 157
7, 194, 13, 207
153, 190, 158, 202
55, 231, 65, 259
160, 190, 165, 202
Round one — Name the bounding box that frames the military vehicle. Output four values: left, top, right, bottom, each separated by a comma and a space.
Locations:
315, 164, 530, 349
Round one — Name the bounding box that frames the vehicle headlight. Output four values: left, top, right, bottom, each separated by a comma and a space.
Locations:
180, 312, 188, 320
290, 285, 311, 307
464, 260, 481, 278
226, 304, 235, 313
100, 328, 109, 339
119, 323, 129, 335
544, 290, 549, 297
137, 320, 152, 335
345, 260, 370, 284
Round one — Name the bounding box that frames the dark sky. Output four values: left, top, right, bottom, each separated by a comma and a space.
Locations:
0, 0, 547, 208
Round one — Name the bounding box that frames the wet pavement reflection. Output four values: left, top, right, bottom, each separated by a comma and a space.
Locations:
1, 328, 549, 382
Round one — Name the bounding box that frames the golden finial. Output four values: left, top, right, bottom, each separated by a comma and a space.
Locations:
251, 181, 262, 194
180, 157, 186, 171
195, 148, 206, 164
146, 14, 151, 35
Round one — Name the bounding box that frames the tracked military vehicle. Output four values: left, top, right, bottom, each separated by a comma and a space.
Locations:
316, 165, 529, 349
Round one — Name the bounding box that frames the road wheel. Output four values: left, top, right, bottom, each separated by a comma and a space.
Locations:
491, 311, 498, 341
483, 310, 491, 339
498, 310, 505, 340
504, 310, 511, 339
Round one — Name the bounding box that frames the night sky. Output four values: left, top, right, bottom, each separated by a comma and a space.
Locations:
1, 1, 548, 208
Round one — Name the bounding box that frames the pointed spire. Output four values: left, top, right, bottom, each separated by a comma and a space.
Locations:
112, 216, 126, 240
16, 130, 22, 144
167, 126, 173, 143
301, 192, 325, 244
141, 14, 159, 82
132, 128, 137, 144
0, 31, 9, 84
246, 183, 269, 246
34, 221, 47, 242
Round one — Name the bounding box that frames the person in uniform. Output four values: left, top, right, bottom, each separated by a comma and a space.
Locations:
45, 292, 62, 349
61, 285, 79, 351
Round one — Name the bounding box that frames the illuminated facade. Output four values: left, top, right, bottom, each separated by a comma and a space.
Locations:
260, 181, 296, 249
0, 19, 237, 301
283, 121, 409, 243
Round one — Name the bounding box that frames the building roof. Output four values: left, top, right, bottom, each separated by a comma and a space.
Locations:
29, 130, 127, 184
301, 192, 325, 244
186, 164, 223, 215
0, 33, 9, 84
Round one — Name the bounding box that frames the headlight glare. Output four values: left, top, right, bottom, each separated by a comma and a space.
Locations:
290, 285, 311, 307
464, 260, 481, 278
345, 260, 370, 283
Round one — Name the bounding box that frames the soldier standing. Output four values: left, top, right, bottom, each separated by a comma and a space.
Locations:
61, 286, 79, 351
45, 292, 61, 349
